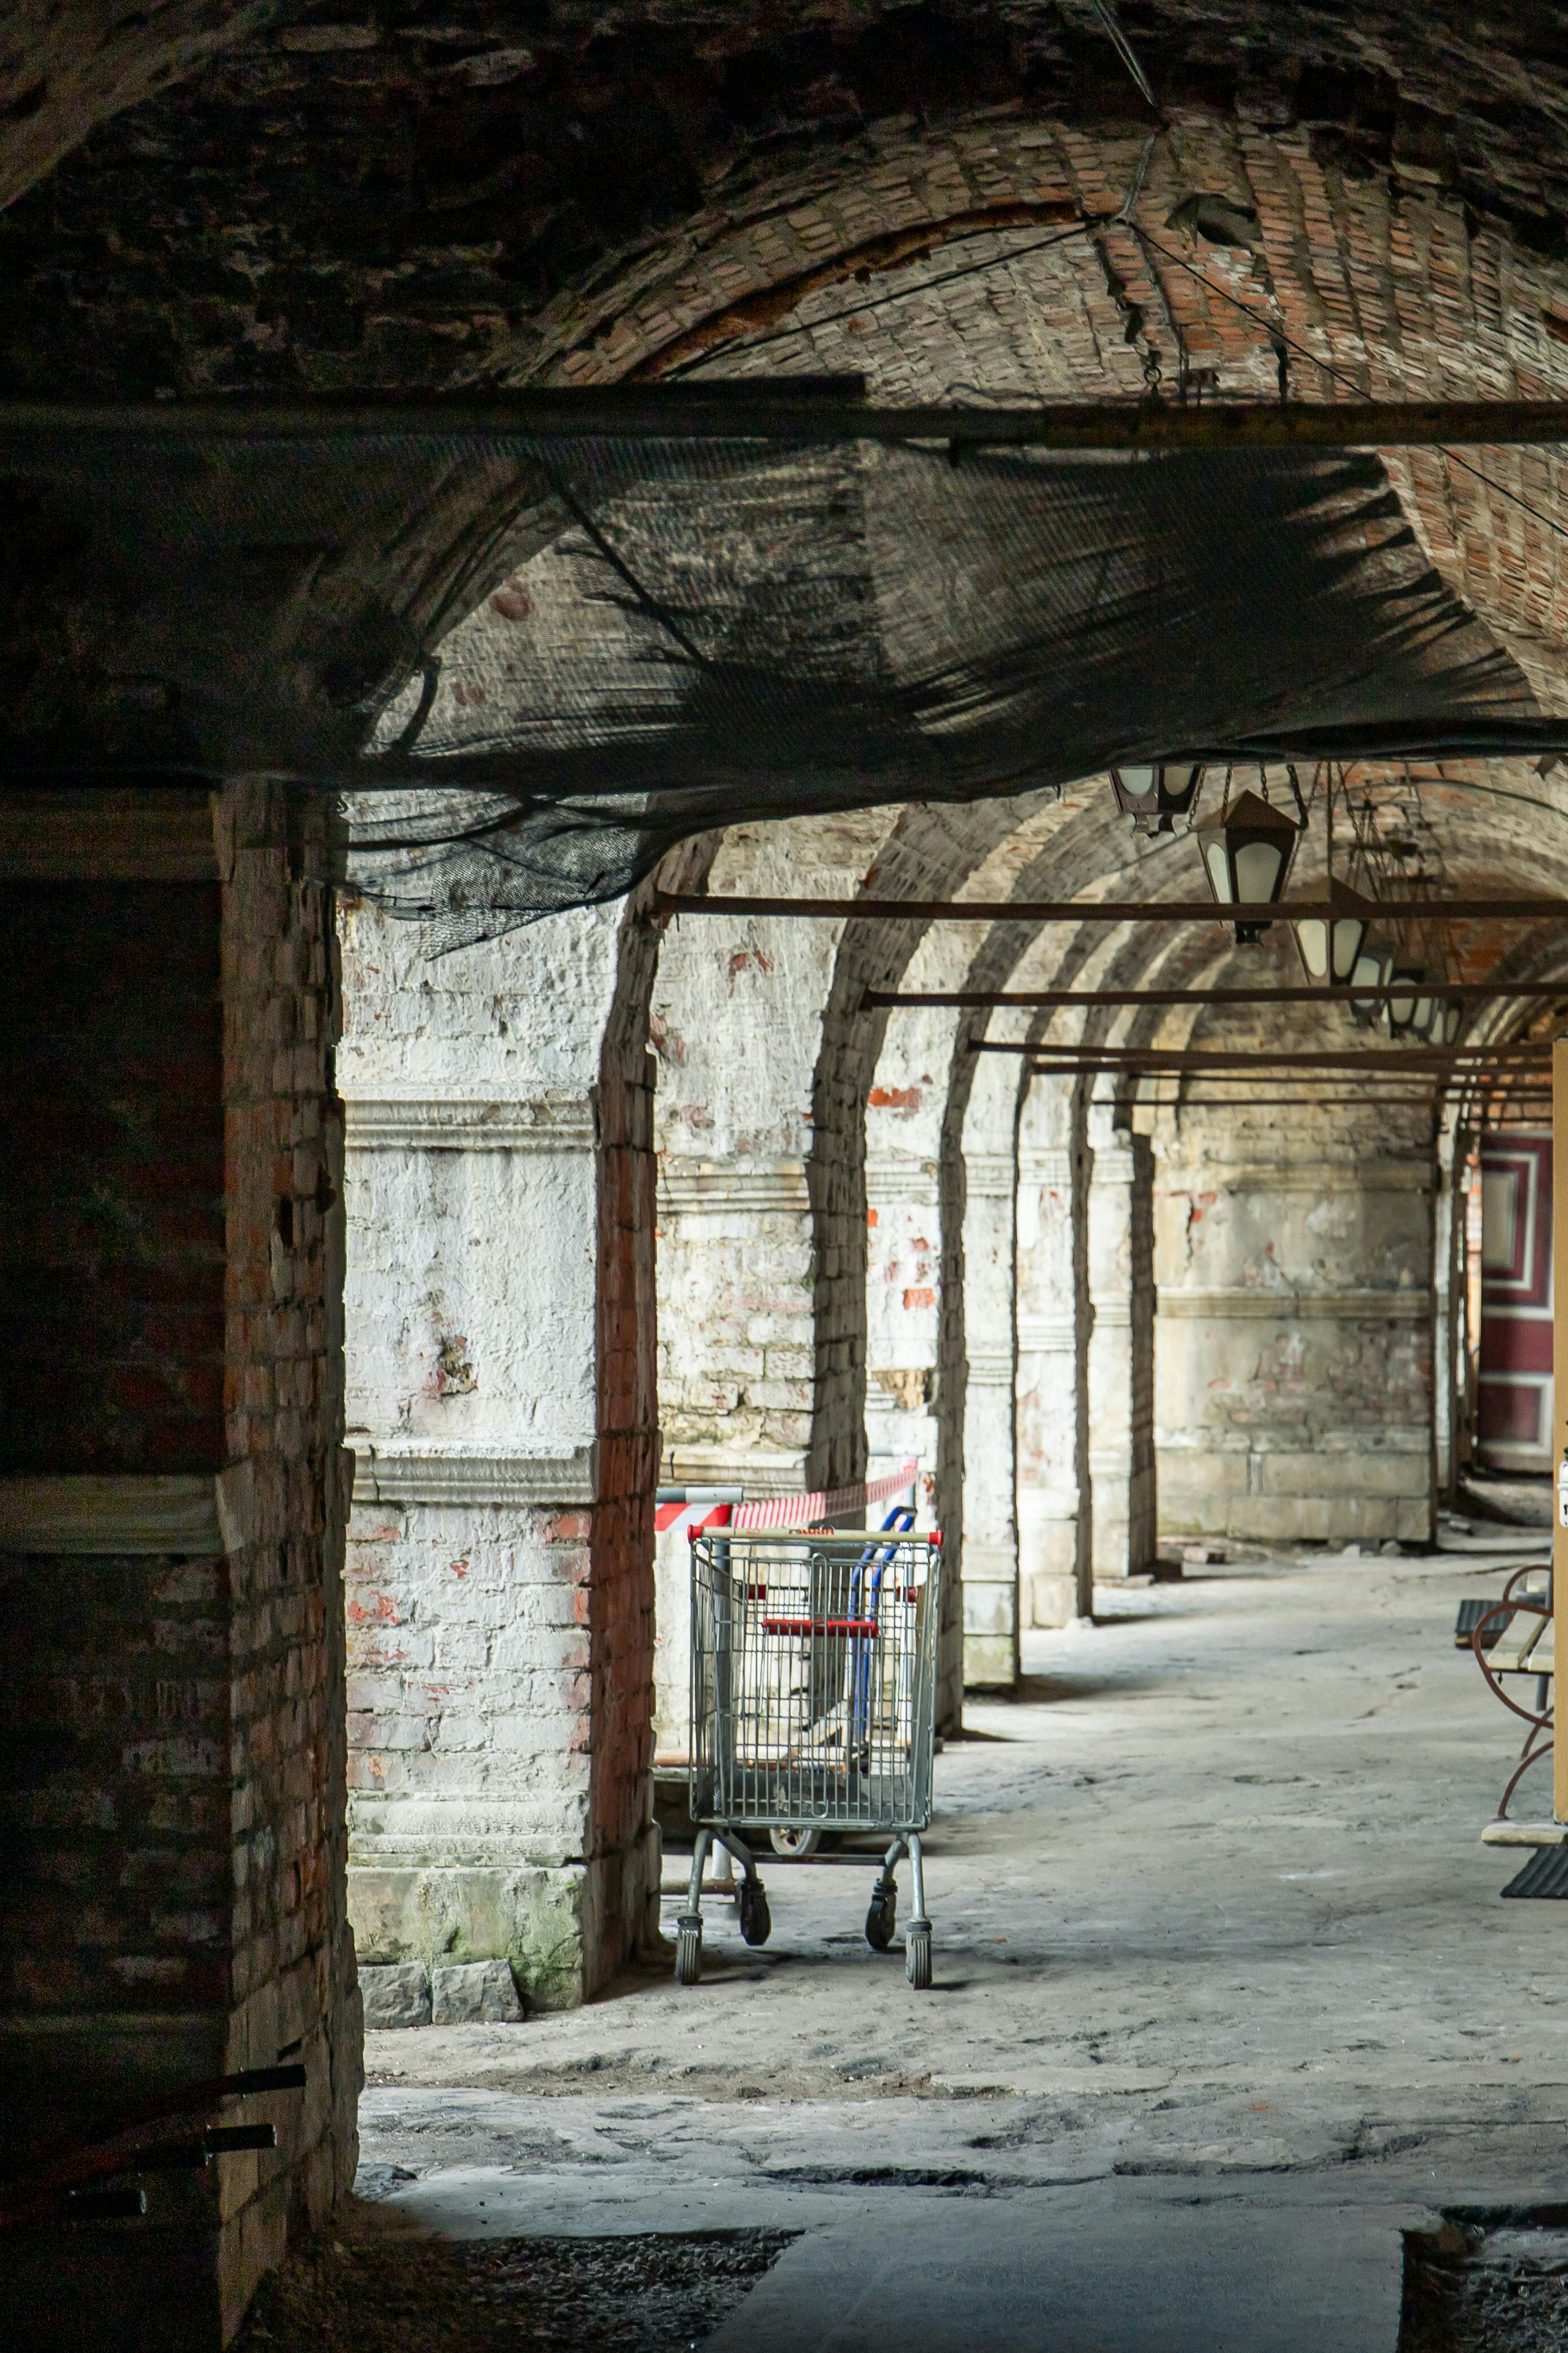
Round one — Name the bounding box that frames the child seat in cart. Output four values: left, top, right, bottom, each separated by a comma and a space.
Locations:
677, 1514, 942, 1989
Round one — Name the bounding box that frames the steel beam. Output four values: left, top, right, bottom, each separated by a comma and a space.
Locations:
1115, 1095, 1448, 1109
869, 981, 1568, 1011
660, 893, 1568, 926
22, 393, 1568, 450
982, 1043, 1550, 1068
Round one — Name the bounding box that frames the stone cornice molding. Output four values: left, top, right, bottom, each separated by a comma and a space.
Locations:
658, 1162, 810, 1216
1160, 1161, 1432, 1193
1018, 1148, 1072, 1188
353, 1440, 597, 1506
659, 1450, 807, 1498
0, 1467, 254, 1555
1160, 1286, 1429, 1321
1018, 1314, 1077, 1353
966, 1350, 1015, 1387
866, 1157, 940, 1207
964, 1152, 1015, 1199
344, 1097, 595, 1152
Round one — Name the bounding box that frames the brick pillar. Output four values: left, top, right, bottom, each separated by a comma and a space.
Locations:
339, 893, 660, 2014
1015, 1083, 1093, 1629
0, 783, 356, 2348
1086, 1108, 1157, 1582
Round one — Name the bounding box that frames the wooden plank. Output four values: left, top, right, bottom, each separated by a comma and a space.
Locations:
1485, 1615, 1548, 1675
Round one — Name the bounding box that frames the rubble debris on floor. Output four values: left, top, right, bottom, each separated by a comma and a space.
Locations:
1401, 2210, 1568, 2352
232, 2201, 794, 2353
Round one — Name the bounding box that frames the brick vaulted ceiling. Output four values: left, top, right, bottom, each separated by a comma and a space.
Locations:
10, 4, 1568, 938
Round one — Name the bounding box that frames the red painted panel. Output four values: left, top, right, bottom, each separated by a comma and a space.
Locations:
1479, 1382, 1545, 1443
1477, 1132, 1553, 1470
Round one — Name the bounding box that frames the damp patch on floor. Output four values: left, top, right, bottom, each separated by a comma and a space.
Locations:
1400, 2207, 1568, 2349
233, 2201, 797, 2352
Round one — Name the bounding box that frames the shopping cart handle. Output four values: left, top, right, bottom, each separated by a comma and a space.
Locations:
762, 1617, 879, 1637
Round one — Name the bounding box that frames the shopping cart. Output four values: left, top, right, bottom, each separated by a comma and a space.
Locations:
677, 1516, 942, 1989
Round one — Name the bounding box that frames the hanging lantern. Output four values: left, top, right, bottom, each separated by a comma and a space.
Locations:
1294, 879, 1378, 988
1384, 963, 1428, 1037
1109, 762, 1204, 837
1348, 940, 1392, 1027
1193, 786, 1302, 943
1419, 998, 1464, 1046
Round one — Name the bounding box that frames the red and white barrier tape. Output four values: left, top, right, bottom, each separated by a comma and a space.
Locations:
655, 1458, 919, 1537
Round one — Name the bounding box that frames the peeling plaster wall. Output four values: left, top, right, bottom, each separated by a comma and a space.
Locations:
864, 982, 955, 1512
947, 1050, 1022, 1691
1154, 1120, 1437, 1547
338, 893, 660, 2010
1016, 1079, 1092, 1629
650, 819, 891, 1752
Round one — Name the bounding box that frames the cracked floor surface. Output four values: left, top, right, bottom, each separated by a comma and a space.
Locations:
358, 1532, 1568, 2348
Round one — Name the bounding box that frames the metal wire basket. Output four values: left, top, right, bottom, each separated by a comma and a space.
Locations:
689, 1527, 940, 1835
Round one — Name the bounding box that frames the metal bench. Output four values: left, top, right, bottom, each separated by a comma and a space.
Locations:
1470, 1565, 1554, 1823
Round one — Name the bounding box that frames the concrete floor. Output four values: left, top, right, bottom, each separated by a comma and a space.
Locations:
359, 1524, 1568, 2348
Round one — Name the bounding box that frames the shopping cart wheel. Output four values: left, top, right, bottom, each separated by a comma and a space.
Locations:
674, 1913, 703, 1985
770, 1825, 822, 1858
865, 1881, 897, 1950
738, 1879, 772, 1947
905, 1920, 932, 1990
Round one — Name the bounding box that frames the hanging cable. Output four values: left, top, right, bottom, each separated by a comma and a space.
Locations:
1116, 131, 1161, 223
1128, 223, 1568, 553
1087, 0, 1160, 113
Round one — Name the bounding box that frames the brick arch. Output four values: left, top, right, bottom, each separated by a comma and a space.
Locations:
13, 5, 1568, 389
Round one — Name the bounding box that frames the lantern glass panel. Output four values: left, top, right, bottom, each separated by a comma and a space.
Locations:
1234, 839, 1284, 903
1385, 968, 1424, 1033
1204, 841, 1233, 900
1330, 916, 1366, 981
1349, 944, 1391, 1025
1297, 918, 1330, 979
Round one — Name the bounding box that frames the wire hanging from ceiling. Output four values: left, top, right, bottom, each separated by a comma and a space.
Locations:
1129, 224, 1568, 555
1086, 0, 1161, 113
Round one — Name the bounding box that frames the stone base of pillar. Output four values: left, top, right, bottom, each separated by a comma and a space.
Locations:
1024, 1570, 1082, 1627
1157, 1437, 1432, 1546
349, 1823, 660, 2014
1018, 1491, 1083, 1628
962, 1537, 1018, 1687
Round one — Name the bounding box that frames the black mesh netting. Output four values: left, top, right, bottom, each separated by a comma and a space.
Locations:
1, 408, 1561, 947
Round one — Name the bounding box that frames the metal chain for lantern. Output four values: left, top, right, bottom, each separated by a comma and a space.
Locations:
1340, 772, 1463, 1042
1294, 763, 1378, 991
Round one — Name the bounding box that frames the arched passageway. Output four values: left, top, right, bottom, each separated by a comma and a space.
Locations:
8, 8, 1568, 2346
